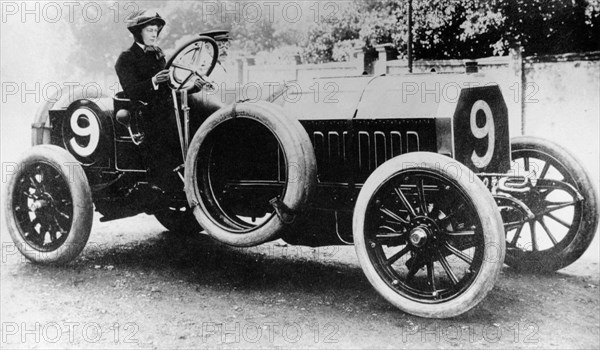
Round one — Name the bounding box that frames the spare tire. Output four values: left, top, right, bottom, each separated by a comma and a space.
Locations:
184, 102, 317, 247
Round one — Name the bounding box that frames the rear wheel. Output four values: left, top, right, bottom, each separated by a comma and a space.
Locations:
353, 152, 505, 318
502, 136, 599, 272
4, 145, 93, 264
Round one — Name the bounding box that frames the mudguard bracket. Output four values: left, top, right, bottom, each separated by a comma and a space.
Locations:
269, 198, 297, 224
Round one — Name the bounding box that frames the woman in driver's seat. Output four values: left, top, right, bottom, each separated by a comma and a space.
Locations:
115, 10, 169, 103
115, 9, 196, 195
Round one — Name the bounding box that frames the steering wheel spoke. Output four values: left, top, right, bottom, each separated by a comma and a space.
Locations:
171, 62, 196, 72
166, 36, 219, 91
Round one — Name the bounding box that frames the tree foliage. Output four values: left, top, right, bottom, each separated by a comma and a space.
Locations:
467, 0, 600, 56
303, 0, 600, 63
67, 0, 600, 75
67, 1, 306, 75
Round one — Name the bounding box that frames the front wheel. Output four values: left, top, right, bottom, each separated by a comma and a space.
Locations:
3, 145, 93, 264
353, 152, 505, 318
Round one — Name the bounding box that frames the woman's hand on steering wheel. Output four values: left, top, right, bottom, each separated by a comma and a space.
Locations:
153, 69, 170, 85
193, 76, 216, 92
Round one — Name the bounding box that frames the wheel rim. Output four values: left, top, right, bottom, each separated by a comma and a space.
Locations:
12, 162, 73, 252
364, 170, 485, 303
197, 118, 287, 233
505, 149, 582, 254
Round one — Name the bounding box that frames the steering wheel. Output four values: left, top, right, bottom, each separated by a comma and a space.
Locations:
165, 36, 219, 91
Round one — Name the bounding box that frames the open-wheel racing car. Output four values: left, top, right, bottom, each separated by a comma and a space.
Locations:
5, 35, 599, 318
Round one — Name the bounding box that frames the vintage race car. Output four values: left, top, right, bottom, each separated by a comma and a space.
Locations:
5, 36, 598, 318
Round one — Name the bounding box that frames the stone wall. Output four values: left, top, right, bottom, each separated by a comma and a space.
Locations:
522, 53, 600, 179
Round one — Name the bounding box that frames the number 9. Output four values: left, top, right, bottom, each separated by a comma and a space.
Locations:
69, 108, 100, 157
470, 100, 495, 168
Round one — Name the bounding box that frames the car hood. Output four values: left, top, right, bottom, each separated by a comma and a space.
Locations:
271, 73, 499, 121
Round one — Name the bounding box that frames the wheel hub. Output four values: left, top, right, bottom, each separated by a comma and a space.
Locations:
525, 191, 544, 213
29, 199, 49, 213
409, 226, 429, 248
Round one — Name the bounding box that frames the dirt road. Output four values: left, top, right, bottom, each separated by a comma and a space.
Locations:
1, 213, 598, 349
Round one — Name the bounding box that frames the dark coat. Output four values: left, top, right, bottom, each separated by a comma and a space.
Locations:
115, 42, 181, 185
113, 42, 213, 189
115, 42, 167, 102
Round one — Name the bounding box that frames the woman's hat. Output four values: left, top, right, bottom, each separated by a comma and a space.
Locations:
126, 9, 166, 34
